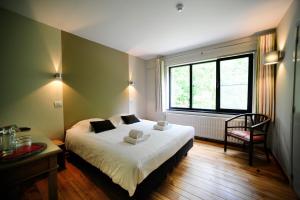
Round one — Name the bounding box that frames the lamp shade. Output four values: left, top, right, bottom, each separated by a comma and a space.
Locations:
264, 51, 282, 65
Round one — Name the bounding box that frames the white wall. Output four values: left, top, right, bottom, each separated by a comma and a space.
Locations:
145, 36, 257, 121
273, 0, 300, 182
129, 55, 147, 118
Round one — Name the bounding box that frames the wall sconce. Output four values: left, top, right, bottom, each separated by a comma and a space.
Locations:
128, 80, 135, 86
264, 51, 284, 65
176, 3, 184, 12
54, 72, 62, 80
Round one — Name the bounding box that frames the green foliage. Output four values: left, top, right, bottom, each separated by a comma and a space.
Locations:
220, 57, 249, 109
192, 62, 216, 109
170, 66, 190, 107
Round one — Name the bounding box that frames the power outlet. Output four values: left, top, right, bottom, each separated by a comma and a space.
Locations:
54, 100, 63, 108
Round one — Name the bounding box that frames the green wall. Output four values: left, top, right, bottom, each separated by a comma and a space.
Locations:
62, 32, 129, 128
0, 8, 64, 139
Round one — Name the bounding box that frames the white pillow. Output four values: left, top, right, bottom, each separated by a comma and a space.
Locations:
72, 118, 104, 132
109, 113, 132, 127
108, 115, 123, 127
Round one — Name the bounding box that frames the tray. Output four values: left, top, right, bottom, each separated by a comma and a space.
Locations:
0, 142, 47, 163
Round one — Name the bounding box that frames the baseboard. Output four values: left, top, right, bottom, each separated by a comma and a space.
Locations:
269, 151, 291, 184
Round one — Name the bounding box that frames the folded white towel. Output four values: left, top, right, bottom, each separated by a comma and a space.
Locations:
124, 135, 150, 145
153, 124, 172, 131
157, 121, 168, 127
129, 129, 144, 139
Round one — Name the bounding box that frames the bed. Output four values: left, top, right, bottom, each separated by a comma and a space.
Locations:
65, 118, 195, 197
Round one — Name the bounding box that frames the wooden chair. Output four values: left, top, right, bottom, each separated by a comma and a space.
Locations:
224, 113, 271, 166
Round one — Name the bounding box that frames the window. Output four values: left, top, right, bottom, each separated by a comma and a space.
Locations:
170, 65, 190, 108
169, 54, 253, 113
192, 62, 216, 109
220, 57, 249, 110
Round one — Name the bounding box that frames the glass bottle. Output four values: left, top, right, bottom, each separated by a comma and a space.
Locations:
0, 128, 4, 152
8, 127, 16, 151
2, 126, 17, 154
2, 128, 11, 154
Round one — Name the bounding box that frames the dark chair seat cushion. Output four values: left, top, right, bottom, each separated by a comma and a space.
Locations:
228, 130, 265, 142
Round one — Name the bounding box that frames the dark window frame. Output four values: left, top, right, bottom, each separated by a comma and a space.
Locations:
168, 53, 253, 114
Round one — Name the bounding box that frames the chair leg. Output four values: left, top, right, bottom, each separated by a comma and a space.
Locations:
224, 134, 227, 152
264, 141, 270, 162
243, 142, 246, 151
249, 142, 253, 166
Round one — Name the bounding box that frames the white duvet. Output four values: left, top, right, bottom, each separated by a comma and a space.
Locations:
65, 120, 194, 196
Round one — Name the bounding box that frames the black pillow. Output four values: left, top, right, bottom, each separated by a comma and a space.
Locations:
121, 115, 140, 124
90, 120, 115, 133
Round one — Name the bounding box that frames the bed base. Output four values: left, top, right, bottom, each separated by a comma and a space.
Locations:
68, 139, 193, 199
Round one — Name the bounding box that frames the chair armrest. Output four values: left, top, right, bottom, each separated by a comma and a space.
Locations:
251, 119, 271, 130
227, 126, 250, 129
225, 114, 245, 123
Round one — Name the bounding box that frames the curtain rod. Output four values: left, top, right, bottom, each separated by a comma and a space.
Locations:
165, 39, 256, 60
164, 50, 255, 67
164, 29, 274, 60
254, 28, 276, 36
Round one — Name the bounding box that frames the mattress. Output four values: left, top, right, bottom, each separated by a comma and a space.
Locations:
65, 119, 195, 196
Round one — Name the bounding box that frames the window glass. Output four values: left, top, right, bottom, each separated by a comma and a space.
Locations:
220, 57, 249, 110
170, 66, 190, 108
192, 62, 216, 109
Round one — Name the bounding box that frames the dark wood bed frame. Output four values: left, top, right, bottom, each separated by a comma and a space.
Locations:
68, 138, 194, 199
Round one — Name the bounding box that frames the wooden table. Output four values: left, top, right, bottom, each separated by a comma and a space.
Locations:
0, 136, 61, 200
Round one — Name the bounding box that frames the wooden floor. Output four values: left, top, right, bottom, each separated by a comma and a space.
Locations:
22, 140, 298, 200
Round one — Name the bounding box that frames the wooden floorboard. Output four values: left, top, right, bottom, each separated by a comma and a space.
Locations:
22, 140, 298, 200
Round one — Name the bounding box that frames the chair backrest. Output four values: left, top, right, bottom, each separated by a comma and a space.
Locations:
246, 113, 270, 132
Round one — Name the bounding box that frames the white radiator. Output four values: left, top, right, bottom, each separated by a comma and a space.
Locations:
166, 112, 243, 143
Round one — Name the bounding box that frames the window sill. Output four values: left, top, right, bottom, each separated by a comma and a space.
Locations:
166, 109, 238, 118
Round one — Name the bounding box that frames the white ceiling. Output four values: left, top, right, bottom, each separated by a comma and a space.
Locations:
0, 0, 292, 60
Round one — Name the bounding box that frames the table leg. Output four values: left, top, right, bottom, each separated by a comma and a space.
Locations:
48, 156, 58, 200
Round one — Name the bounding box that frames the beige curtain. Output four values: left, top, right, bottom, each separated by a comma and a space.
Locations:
155, 57, 165, 112
256, 32, 276, 121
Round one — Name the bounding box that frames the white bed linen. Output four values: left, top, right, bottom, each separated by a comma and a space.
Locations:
65, 120, 194, 196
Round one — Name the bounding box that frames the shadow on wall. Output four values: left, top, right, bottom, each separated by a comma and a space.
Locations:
62, 78, 130, 129
62, 79, 129, 124
61, 31, 129, 129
